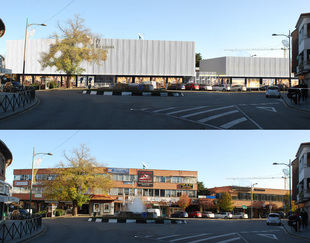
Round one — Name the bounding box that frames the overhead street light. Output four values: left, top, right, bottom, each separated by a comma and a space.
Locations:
273, 161, 292, 211
22, 18, 47, 85
251, 183, 258, 219
272, 31, 292, 87
29, 147, 52, 215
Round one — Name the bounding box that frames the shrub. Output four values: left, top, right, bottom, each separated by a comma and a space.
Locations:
55, 209, 66, 217
49, 81, 58, 89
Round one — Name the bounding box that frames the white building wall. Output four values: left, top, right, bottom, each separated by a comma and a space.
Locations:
6, 39, 195, 77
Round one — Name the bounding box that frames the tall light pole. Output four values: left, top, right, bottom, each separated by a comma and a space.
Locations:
251, 183, 258, 219
29, 147, 52, 215
272, 31, 292, 87
273, 160, 292, 211
22, 18, 46, 85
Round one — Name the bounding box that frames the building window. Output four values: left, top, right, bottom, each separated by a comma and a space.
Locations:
160, 190, 165, 197
104, 203, 110, 213
160, 177, 165, 183
307, 50, 310, 63
307, 24, 310, 38
155, 189, 159, 197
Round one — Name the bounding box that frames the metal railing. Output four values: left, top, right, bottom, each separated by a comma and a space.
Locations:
0, 89, 36, 113
0, 216, 42, 242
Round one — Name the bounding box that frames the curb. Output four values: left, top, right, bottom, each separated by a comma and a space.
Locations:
15, 224, 46, 243
82, 90, 184, 97
282, 222, 310, 241
280, 95, 310, 114
88, 218, 187, 224
0, 97, 39, 121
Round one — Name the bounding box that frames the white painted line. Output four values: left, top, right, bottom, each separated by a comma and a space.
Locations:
82, 91, 87, 94
257, 106, 277, 112
90, 91, 97, 95
169, 233, 211, 242
234, 105, 263, 130
167, 106, 208, 115
217, 237, 241, 243
88, 218, 92, 222
236, 233, 249, 243
108, 219, 117, 223
181, 106, 234, 118
157, 234, 180, 240
104, 92, 113, 96
188, 233, 236, 243
198, 110, 239, 123
122, 92, 132, 96
126, 219, 136, 223
257, 234, 278, 240
153, 107, 176, 113
95, 218, 102, 223
220, 117, 248, 129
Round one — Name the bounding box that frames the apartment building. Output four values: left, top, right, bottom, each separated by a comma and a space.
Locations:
293, 13, 310, 92
12, 167, 198, 217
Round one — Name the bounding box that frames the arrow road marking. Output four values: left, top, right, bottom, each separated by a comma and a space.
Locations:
256, 106, 277, 112
257, 234, 278, 240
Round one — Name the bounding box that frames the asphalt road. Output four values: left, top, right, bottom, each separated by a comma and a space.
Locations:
0, 90, 309, 129
30, 218, 306, 243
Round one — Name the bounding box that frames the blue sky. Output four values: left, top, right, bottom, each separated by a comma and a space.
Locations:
1, 130, 308, 190
0, 0, 309, 58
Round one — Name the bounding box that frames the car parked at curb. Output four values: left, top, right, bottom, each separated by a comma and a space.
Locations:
266, 86, 281, 98
188, 211, 202, 218
232, 212, 248, 219
211, 84, 229, 91
202, 211, 215, 218
185, 83, 200, 90
171, 211, 188, 218
230, 85, 247, 92
214, 212, 233, 219
266, 213, 281, 226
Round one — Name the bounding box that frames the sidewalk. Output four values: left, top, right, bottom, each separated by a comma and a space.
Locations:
281, 92, 310, 113
282, 221, 310, 241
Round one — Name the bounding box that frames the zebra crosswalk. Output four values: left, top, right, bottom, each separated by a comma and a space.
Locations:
138, 105, 261, 129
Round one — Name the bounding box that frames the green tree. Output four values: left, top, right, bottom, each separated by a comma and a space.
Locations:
217, 192, 234, 212
178, 194, 191, 211
197, 181, 211, 195
196, 53, 202, 68
283, 194, 296, 212
40, 15, 108, 88
42, 145, 113, 216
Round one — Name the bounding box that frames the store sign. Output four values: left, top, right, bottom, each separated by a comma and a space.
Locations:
15, 181, 28, 186
107, 168, 129, 174
0, 19, 5, 38
137, 171, 153, 187
123, 181, 134, 185
177, 184, 193, 189
34, 194, 42, 198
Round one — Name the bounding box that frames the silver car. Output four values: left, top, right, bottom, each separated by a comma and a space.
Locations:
266, 86, 281, 98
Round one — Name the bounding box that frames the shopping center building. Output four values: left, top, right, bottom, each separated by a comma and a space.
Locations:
12, 167, 198, 217
5, 38, 195, 88
199, 56, 298, 89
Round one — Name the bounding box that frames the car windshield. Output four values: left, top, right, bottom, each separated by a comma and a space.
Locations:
269, 214, 279, 218
268, 87, 278, 90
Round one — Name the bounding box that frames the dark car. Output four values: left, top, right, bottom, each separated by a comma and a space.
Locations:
19, 209, 30, 219
171, 211, 188, 218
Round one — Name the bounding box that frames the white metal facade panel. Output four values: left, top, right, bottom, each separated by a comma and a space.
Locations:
6, 39, 195, 76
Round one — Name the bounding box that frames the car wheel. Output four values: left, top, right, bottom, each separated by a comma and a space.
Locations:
240, 216, 242, 219
224, 216, 228, 219
223, 89, 226, 92
267, 222, 269, 225
266, 95, 269, 98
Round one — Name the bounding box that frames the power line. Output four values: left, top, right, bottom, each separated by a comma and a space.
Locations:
43, 0, 76, 24
51, 130, 80, 153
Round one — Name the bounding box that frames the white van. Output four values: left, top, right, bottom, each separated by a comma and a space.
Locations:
147, 209, 161, 218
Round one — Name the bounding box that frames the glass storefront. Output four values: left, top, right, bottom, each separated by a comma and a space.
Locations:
247, 79, 260, 88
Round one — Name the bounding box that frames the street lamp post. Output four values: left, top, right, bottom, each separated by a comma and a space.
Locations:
273, 160, 292, 210
29, 147, 52, 216
22, 18, 46, 85
251, 183, 258, 219
272, 31, 292, 87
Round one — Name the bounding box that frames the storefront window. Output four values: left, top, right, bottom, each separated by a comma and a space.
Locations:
143, 189, 149, 196
247, 79, 260, 88
155, 189, 160, 197
160, 190, 165, 197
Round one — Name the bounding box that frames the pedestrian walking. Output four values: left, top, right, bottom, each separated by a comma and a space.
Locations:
301, 209, 308, 230
301, 82, 308, 102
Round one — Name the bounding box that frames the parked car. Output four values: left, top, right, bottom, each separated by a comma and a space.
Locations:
147, 209, 161, 218
188, 211, 202, 218
185, 83, 200, 90
215, 212, 233, 219
232, 212, 248, 219
230, 85, 246, 92
202, 211, 215, 218
199, 84, 208, 91
171, 211, 188, 218
266, 213, 281, 226
211, 84, 229, 91
168, 83, 185, 90
266, 86, 281, 98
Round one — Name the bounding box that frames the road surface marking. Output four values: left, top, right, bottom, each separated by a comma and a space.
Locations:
198, 110, 239, 123
217, 237, 241, 243
236, 233, 249, 243
234, 105, 263, 129
153, 107, 176, 113
169, 233, 211, 242
166, 106, 208, 115
256, 106, 277, 112
220, 117, 248, 129
257, 234, 278, 240
181, 106, 234, 118
156, 234, 181, 240
188, 233, 236, 243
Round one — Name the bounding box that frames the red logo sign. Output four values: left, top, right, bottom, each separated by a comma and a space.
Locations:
137, 171, 153, 187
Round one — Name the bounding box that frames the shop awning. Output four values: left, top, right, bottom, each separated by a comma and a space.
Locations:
91, 195, 115, 201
